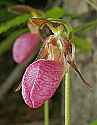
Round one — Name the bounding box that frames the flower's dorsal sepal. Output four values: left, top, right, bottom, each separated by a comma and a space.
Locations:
29, 18, 72, 39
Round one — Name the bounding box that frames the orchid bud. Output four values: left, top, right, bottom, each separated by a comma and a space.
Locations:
12, 32, 40, 64
22, 59, 64, 108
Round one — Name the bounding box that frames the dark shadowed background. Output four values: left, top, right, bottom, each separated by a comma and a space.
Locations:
0, 0, 97, 125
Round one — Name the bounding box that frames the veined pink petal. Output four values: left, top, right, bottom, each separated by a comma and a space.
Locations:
22, 59, 64, 108
12, 32, 40, 64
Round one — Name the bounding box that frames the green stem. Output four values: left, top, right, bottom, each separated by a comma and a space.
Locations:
44, 101, 49, 125
65, 72, 71, 125
86, 0, 97, 11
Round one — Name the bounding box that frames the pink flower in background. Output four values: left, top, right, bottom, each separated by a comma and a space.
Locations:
22, 59, 64, 108
12, 32, 40, 64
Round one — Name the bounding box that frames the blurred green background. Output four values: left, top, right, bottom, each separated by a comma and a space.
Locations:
0, 0, 97, 125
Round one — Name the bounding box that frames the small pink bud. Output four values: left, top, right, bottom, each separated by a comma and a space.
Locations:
12, 32, 40, 64
22, 59, 64, 108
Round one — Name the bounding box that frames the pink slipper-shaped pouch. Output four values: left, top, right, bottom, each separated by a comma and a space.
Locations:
12, 32, 40, 64
22, 59, 64, 108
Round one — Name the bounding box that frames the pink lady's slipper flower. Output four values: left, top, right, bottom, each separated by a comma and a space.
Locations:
12, 32, 40, 64
21, 33, 66, 108
21, 18, 90, 108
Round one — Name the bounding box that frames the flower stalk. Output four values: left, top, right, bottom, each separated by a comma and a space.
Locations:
44, 101, 49, 125
65, 71, 71, 125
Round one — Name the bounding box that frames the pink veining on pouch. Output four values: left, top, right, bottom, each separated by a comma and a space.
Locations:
22, 59, 64, 108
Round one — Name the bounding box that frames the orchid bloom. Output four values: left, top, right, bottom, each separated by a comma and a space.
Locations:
14, 18, 90, 108
12, 32, 40, 64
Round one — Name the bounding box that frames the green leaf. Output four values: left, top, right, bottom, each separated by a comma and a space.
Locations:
45, 7, 64, 19
0, 28, 28, 55
89, 120, 97, 125
72, 19, 97, 33
73, 36, 92, 53
0, 14, 30, 34
0, 10, 16, 22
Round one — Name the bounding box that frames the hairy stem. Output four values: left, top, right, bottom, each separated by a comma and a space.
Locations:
65, 71, 71, 125
44, 101, 49, 125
